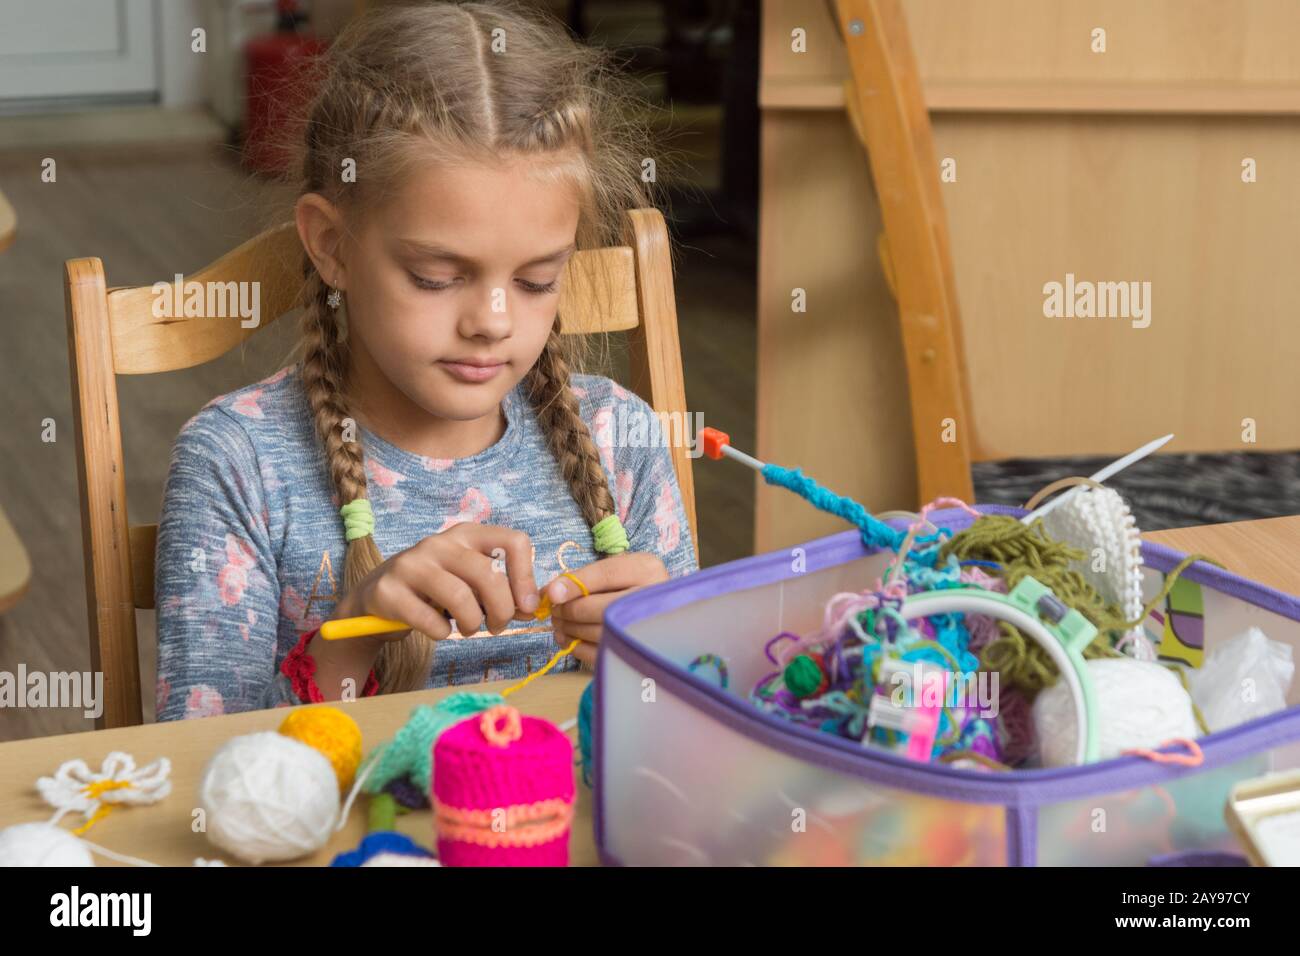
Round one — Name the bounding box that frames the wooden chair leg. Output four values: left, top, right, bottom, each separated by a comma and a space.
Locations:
66, 257, 142, 729
622, 208, 701, 565
835, 0, 975, 504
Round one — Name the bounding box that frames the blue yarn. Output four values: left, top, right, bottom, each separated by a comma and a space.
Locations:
577, 680, 595, 787
761, 464, 904, 551
760, 464, 958, 572
329, 831, 435, 867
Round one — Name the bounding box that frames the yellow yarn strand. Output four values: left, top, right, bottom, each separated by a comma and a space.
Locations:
69, 779, 135, 835
502, 640, 582, 698
533, 572, 591, 620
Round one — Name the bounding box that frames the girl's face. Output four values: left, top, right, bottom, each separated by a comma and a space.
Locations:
339, 156, 581, 426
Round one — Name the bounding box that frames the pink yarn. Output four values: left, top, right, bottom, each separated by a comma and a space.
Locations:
959, 567, 1007, 593
432, 708, 575, 866
996, 687, 1036, 766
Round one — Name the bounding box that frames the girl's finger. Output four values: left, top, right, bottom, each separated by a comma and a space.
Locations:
573, 642, 597, 667
440, 547, 520, 634
550, 588, 620, 626
371, 579, 453, 641
438, 524, 539, 613
553, 619, 602, 644
396, 562, 482, 637
544, 551, 663, 603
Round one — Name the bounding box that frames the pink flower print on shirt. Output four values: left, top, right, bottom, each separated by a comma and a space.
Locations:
611, 382, 632, 401
367, 458, 403, 487
570, 385, 588, 399
365, 457, 407, 514
230, 388, 265, 419
654, 481, 681, 552
439, 487, 492, 530
260, 366, 290, 387
237, 608, 257, 642
590, 404, 616, 475
217, 534, 257, 606
615, 469, 634, 523
259, 459, 283, 494
156, 677, 170, 715
185, 685, 225, 718
281, 585, 326, 633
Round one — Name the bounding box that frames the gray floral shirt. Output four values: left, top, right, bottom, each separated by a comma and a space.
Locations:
154, 366, 697, 721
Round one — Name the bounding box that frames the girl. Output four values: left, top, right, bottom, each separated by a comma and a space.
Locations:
155, 1, 698, 721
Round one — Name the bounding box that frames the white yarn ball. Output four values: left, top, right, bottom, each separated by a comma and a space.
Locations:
1033, 658, 1199, 768
0, 822, 95, 867
361, 852, 442, 867
199, 732, 340, 864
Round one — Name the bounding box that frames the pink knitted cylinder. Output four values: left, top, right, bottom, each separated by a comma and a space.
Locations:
432, 706, 575, 866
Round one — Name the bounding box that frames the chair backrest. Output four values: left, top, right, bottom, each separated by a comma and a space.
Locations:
833, 0, 976, 503
0, 187, 15, 253
66, 207, 698, 729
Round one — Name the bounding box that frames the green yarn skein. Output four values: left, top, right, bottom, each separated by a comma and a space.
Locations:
362, 691, 504, 795
939, 515, 1126, 695
784, 654, 826, 698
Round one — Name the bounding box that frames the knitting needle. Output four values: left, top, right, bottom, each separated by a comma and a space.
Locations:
700, 426, 1175, 530
1020, 433, 1174, 525
699, 427, 764, 469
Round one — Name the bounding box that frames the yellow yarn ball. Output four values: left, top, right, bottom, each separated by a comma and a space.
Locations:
278, 706, 362, 791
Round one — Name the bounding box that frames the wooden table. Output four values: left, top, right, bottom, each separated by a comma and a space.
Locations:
2, 515, 1297, 867
1144, 515, 1300, 596
0, 672, 595, 867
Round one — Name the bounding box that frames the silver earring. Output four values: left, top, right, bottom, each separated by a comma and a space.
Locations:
326, 288, 342, 310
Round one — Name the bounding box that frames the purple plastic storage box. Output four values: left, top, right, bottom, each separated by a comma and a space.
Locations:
594, 506, 1300, 866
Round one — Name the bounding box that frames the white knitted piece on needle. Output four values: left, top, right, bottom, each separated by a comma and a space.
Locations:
1042, 486, 1146, 648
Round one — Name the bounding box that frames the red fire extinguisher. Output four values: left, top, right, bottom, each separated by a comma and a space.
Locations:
242, 0, 328, 175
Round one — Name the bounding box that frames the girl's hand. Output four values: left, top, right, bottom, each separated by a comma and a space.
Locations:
546, 551, 669, 666
331, 523, 541, 644
309, 524, 540, 699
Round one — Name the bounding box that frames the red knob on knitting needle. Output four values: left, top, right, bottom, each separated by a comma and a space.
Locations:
700, 427, 730, 460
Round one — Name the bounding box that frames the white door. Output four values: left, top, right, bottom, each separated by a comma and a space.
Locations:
0, 0, 158, 105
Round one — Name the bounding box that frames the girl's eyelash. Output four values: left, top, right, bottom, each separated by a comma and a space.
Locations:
516, 278, 559, 295
407, 273, 558, 295
409, 272, 456, 291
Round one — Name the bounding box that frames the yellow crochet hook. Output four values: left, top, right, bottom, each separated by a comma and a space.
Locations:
319, 572, 589, 640
320, 586, 572, 639
319, 615, 410, 640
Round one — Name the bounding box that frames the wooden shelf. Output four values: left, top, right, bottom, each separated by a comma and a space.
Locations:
761, 76, 1300, 115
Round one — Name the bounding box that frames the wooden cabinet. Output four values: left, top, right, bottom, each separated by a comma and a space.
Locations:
757, 0, 1300, 551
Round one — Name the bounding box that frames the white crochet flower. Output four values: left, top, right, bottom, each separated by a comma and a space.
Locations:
37, 752, 172, 824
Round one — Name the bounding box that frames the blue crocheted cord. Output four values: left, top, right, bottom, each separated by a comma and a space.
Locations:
577, 680, 595, 787
761, 465, 904, 550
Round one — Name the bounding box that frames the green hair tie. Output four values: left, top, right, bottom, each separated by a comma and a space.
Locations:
340, 498, 375, 542
592, 513, 628, 555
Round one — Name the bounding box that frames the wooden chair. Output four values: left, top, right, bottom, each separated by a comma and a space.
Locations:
65, 208, 698, 729
832, 0, 977, 504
